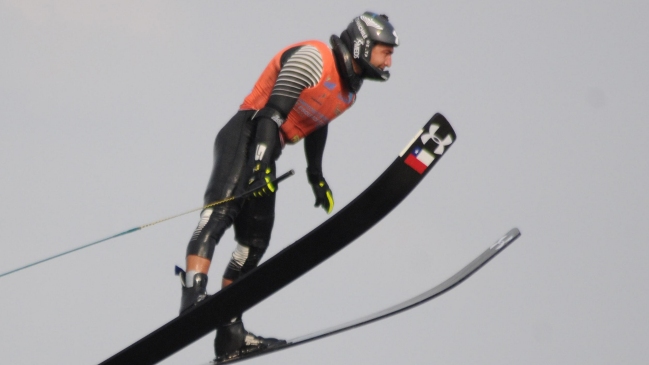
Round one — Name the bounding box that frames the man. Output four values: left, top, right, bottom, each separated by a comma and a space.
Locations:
177, 12, 399, 362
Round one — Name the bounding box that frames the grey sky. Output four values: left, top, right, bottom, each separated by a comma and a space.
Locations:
2, 1, 649, 364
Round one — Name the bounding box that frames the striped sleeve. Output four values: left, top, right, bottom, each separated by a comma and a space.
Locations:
271, 45, 324, 99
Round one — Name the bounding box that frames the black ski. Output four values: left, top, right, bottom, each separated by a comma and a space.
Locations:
99, 113, 456, 365
206, 228, 521, 364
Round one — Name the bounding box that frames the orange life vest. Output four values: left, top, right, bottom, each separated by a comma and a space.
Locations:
240, 40, 356, 145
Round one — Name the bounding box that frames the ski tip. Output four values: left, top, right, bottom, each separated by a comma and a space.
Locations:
506, 227, 521, 240
431, 112, 448, 124
399, 113, 457, 174
507, 227, 522, 239
489, 228, 521, 251
428, 113, 456, 141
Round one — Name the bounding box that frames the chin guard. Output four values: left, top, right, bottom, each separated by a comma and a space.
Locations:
330, 35, 363, 93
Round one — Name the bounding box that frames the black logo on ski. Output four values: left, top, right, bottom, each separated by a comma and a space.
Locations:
99, 113, 456, 365
208, 228, 521, 364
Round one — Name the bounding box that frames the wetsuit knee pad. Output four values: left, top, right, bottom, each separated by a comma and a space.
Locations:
223, 244, 268, 281
186, 208, 233, 259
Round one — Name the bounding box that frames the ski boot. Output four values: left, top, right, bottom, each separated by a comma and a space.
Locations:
214, 316, 286, 362
176, 266, 208, 314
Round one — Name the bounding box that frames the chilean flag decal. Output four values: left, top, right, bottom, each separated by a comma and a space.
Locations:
404, 146, 435, 174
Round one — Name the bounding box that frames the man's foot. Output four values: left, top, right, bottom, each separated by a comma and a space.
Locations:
177, 268, 208, 314
214, 318, 286, 362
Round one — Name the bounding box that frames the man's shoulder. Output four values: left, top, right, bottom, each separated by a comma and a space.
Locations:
277, 40, 334, 68
302, 39, 329, 48
284, 40, 331, 55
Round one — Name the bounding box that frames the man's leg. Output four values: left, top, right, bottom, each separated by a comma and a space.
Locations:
180, 207, 234, 314
214, 177, 286, 361
179, 110, 256, 314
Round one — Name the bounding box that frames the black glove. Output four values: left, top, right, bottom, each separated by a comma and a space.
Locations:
307, 170, 333, 214
248, 163, 276, 198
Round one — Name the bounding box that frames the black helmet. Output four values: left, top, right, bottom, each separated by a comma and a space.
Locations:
340, 12, 399, 81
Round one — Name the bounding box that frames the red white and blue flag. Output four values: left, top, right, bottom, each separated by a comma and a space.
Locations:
404, 146, 435, 174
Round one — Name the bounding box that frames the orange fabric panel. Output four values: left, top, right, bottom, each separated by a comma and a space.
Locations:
240, 40, 356, 145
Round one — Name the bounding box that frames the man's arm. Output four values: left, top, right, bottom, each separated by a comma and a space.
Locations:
304, 125, 334, 213
304, 124, 327, 176
248, 45, 324, 196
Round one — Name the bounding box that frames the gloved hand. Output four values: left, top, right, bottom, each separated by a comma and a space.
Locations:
307, 170, 334, 214
248, 163, 276, 198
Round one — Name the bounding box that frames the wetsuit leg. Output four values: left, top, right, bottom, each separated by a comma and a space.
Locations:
223, 164, 277, 281
213, 123, 283, 359
186, 110, 257, 261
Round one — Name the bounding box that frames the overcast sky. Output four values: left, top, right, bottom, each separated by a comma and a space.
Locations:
2, 1, 649, 364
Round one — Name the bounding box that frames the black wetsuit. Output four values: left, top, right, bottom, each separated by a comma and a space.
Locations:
186, 44, 335, 281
